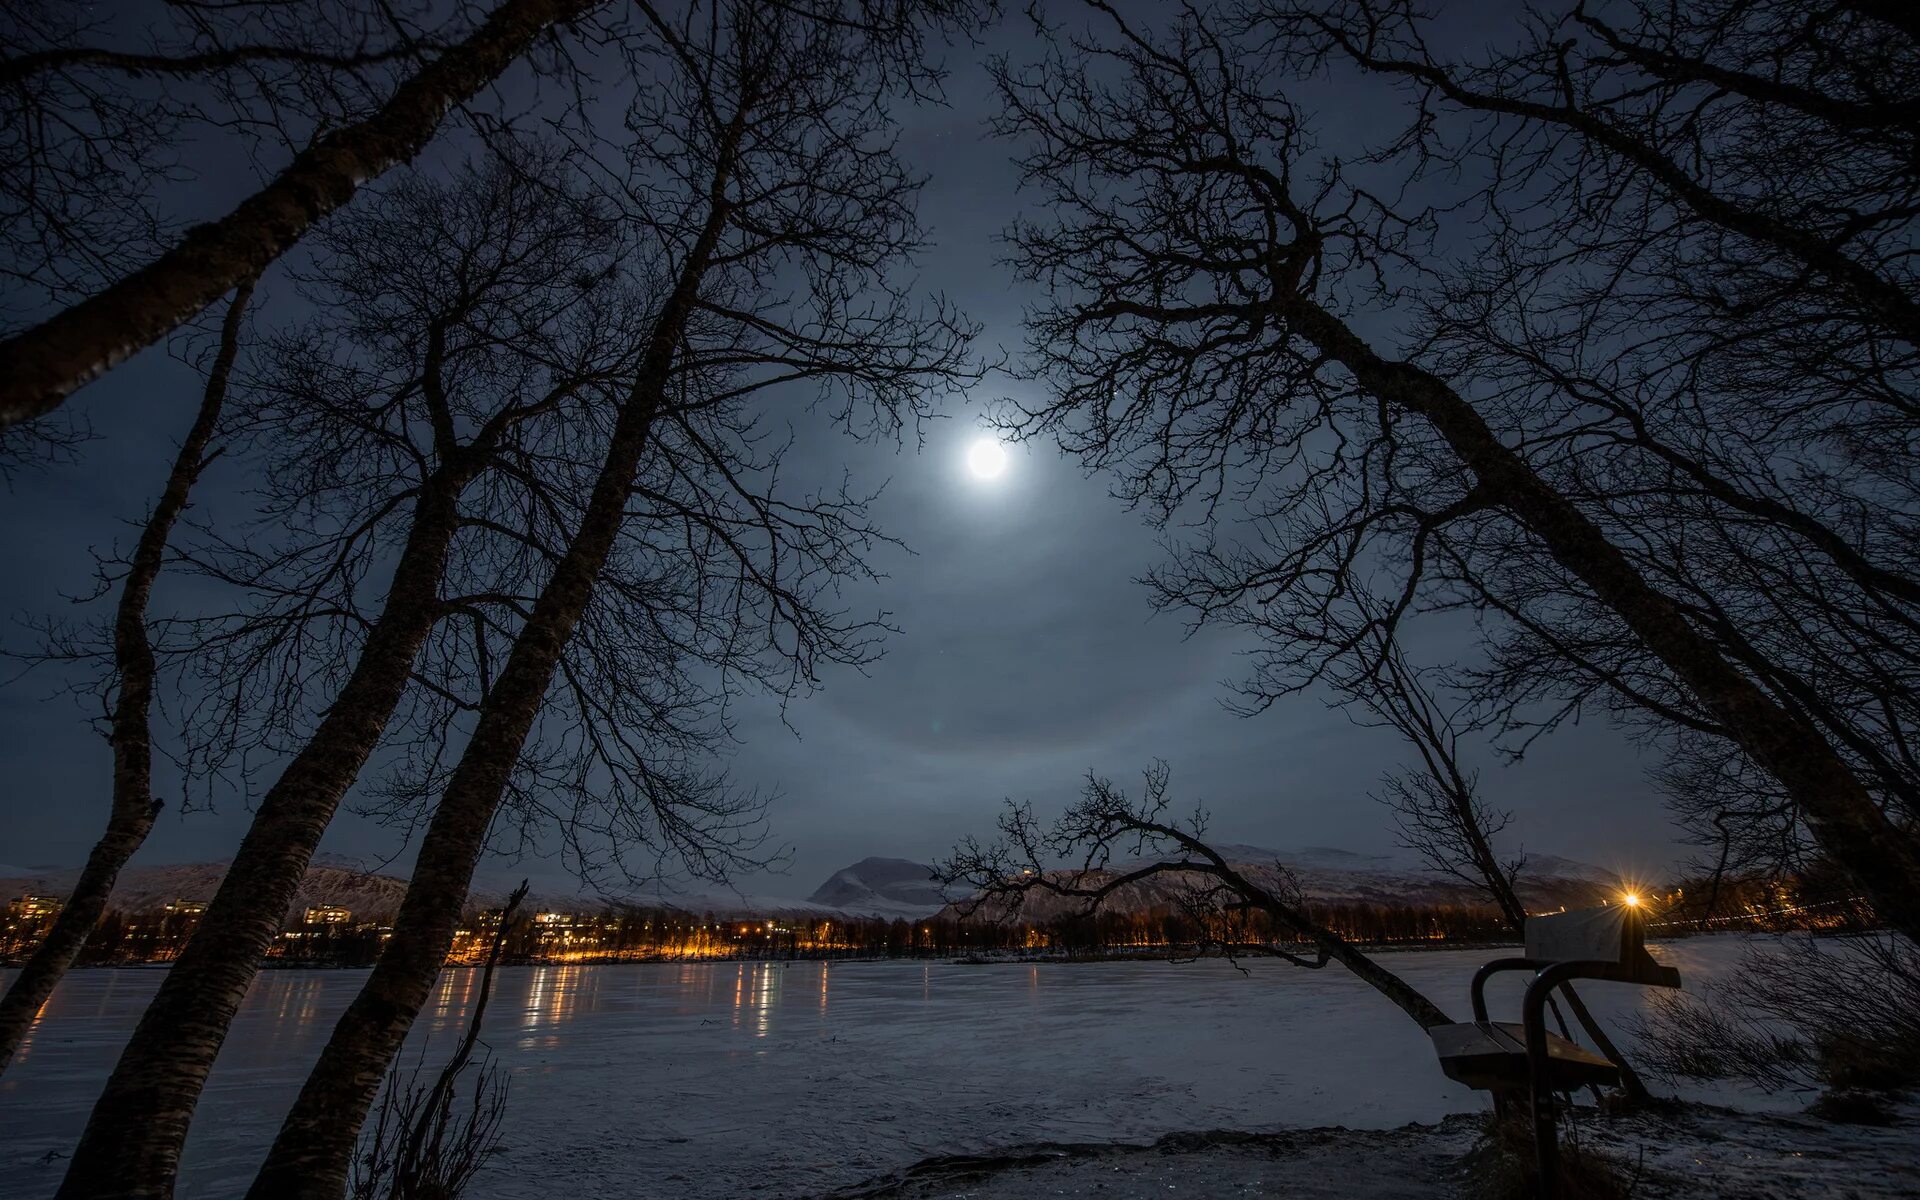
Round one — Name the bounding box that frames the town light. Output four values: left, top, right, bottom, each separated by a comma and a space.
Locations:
1622, 891, 1641, 908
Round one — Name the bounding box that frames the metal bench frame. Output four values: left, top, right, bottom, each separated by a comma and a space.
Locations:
1446, 905, 1679, 1198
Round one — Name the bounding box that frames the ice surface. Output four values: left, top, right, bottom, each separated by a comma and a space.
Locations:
0, 937, 1831, 1199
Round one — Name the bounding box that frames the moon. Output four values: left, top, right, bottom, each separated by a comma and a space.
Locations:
966, 437, 1009, 481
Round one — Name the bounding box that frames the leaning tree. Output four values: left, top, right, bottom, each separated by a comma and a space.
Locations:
991, 5, 1920, 937
50, 143, 656, 1200
0, 280, 252, 1074
239, 2, 979, 1195
941, 762, 1453, 1028
0, 0, 612, 428
0, 0, 978, 427
1264, 0, 1920, 909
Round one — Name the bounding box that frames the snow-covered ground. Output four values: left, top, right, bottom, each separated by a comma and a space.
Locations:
0, 937, 1883, 1199
846, 1107, 1920, 1200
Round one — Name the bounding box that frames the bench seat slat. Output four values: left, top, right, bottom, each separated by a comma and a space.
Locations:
1429, 1020, 1618, 1092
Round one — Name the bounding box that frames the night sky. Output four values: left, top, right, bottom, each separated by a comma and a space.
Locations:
0, 5, 1676, 901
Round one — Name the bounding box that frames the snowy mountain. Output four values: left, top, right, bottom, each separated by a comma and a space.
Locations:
935, 844, 1619, 924
806, 857, 948, 915
530, 858, 949, 921
2, 845, 1616, 928
0, 860, 414, 923
0, 857, 950, 925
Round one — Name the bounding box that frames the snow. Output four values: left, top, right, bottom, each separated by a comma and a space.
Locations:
848, 1107, 1920, 1200
0, 936, 1903, 1199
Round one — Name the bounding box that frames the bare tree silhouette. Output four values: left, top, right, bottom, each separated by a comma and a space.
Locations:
52, 144, 651, 1200
990, 3, 1920, 939
244, 5, 979, 1194
0, 279, 252, 1074
941, 762, 1453, 1028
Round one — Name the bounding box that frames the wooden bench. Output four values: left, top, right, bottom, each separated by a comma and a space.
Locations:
1429, 902, 1680, 1198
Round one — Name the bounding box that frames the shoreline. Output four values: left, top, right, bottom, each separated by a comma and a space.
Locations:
17, 930, 1803, 973
828, 1102, 1920, 1200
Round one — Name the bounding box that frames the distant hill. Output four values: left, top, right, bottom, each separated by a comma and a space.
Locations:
0, 858, 952, 926
807, 857, 947, 914
934, 844, 1619, 924
0, 860, 415, 924
2, 844, 1619, 929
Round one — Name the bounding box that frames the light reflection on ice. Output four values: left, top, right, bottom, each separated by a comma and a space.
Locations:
0, 937, 1791, 1200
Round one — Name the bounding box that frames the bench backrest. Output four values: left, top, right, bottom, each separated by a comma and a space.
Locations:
1524, 904, 1640, 964
1522, 903, 1680, 988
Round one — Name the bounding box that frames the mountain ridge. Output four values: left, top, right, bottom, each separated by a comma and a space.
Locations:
4, 843, 1621, 927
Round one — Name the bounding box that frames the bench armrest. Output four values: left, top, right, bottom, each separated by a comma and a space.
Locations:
1470, 957, 1544, 1022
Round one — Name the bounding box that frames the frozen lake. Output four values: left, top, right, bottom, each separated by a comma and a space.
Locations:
0, 938, 1790, 1199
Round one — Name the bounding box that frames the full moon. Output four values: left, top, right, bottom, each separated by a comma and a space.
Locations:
966, 437, 1009, 481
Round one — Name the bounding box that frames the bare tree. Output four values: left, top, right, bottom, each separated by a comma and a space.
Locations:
52, 145, 643, 1200
0, 0, 992, 430
1324, 627, 1650, 1101
0, 0, 432, 315
0, 278, 252, 1074
990, 3, 1920, 938
1273, 0, 1920, 353
1332, 639, 1526, 928
0, 0, 606, 429
350, 883, 528, 1200
941, 762, 1453, 1029
243, 5, 979, 1194
1261, 0, 1920, 922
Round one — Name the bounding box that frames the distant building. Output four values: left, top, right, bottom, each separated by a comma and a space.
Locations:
10, 894, 60, 920
304, 905, 352, 925
533, 911, 573, 926
165, 899, 207, 916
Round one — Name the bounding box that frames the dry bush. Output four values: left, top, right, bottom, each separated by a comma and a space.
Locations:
1631, 934, 1920, 1098
1461, 1111, 1633, 1200
349, 883, 526, 1199
350, 1049, 508, 1200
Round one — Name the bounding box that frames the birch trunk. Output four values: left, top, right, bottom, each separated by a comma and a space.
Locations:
0, 0, 601, 431
0, 281, 252, 1075
243, 157, 739, 1200
54, 457, 477, 1200
1286, 297, 1920, 942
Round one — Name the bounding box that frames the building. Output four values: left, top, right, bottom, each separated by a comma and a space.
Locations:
165, 899, 207, 916
9, 894, 61, 920
304, 905, 352, 925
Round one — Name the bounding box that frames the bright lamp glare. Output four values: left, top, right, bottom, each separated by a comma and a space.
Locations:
967, 437, 1008, 480
1622, 892, 1641, 907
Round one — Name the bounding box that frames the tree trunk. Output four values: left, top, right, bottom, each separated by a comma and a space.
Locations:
1177, 845, 1454, 1029
0, 281, 252, 1075
54, 460, 476, 1200
1286, 298, 1920, 942
1300, 920, 1453, 1028
244, 152, 740, 1200
0, 0, 602, 431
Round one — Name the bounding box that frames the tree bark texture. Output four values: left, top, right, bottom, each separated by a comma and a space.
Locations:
0, 281, 252, 1075
55, 460, 477, 1200
243, 158, 740, 1200
0, 0, 602, 431
1286, 298, 1920, 943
